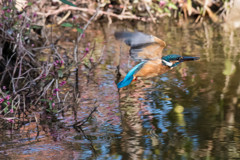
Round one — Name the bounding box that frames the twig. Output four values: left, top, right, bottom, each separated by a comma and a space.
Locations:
75, 126, 98, 156
34, 79, 55, 105
37, 5, 161, 22
73, 5, 100, 63
195, 0, 219, 22
55, 79, 61, 103
98, 44, 105, 64
144, 2, 156, 23
57, 10, 71, 25
73, 106, 97, 127
72, 5, 100, 101
0, 51, 17, 85
57, 91, 70, 113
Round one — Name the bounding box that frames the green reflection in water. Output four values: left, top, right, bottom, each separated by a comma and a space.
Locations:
2, 20, 240, 160
114, 20, 240, 160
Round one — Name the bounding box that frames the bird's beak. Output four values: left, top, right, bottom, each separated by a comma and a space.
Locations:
179, 56, 200, 62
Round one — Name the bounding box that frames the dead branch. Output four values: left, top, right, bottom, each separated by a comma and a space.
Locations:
36, 5, 163, 22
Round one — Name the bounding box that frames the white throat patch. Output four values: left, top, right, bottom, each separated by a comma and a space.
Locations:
162, 59, 173, 67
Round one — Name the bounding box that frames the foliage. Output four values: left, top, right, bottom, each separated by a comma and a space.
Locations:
152, 0, 178, 16
0, 0, 92, 126
61, 22, 83, 33
60, 0, 76, 7
46, 0, 231, 23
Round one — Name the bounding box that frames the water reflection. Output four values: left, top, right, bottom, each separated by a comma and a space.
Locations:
2, 20, 240, 159
114, 20, 240, 159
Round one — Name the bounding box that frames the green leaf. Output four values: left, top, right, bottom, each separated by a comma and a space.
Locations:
52, 109, 58, 113
164, 7, 170, 13
28, 2, 33, 6
157, 8, 163, 13
168, 3, 178, 10
2, 6, 9, 10
61, 22, 73, 27
3, 102, 7, 107
5, 13, 10, 17
31, 25, 42, 29
25, 30, 31, 35
58, 70, 63, 78
49, 102, 52, 110
40, 99, 49, 102
76, 28, 83, 33
60, 0, 76, 7
4, 107, 8, 113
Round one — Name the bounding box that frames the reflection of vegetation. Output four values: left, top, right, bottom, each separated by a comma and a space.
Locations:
223, 59, 236, 76
155, 23, 240, 159
115, 21, 240, 159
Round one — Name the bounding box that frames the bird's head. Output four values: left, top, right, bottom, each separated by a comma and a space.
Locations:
162, 54, 199, 68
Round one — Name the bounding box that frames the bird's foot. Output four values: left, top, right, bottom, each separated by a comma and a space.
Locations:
132, 77, 138, 82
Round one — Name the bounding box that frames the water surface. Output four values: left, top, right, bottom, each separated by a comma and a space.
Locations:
1, 19, 240, 160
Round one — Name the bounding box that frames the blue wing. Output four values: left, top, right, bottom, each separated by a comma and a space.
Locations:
117, 61, 146, 88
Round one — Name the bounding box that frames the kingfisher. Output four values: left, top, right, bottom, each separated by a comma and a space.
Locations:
115, 31, 200, 89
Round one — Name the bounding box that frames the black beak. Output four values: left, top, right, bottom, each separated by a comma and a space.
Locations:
179, 56, 200, 62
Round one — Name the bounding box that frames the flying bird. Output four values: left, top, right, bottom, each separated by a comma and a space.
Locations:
115, 31, 199, 88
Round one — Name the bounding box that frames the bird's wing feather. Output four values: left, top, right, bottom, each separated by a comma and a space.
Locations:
117, 61, 146, 88
115, 31, 166, 61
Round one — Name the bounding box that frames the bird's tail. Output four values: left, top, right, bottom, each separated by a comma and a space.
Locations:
117, 61, 146, 88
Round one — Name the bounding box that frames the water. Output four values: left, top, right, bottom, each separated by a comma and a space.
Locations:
1, 19, 240, 159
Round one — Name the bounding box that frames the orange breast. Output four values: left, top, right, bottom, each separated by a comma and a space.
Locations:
135, 59, 170, 78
